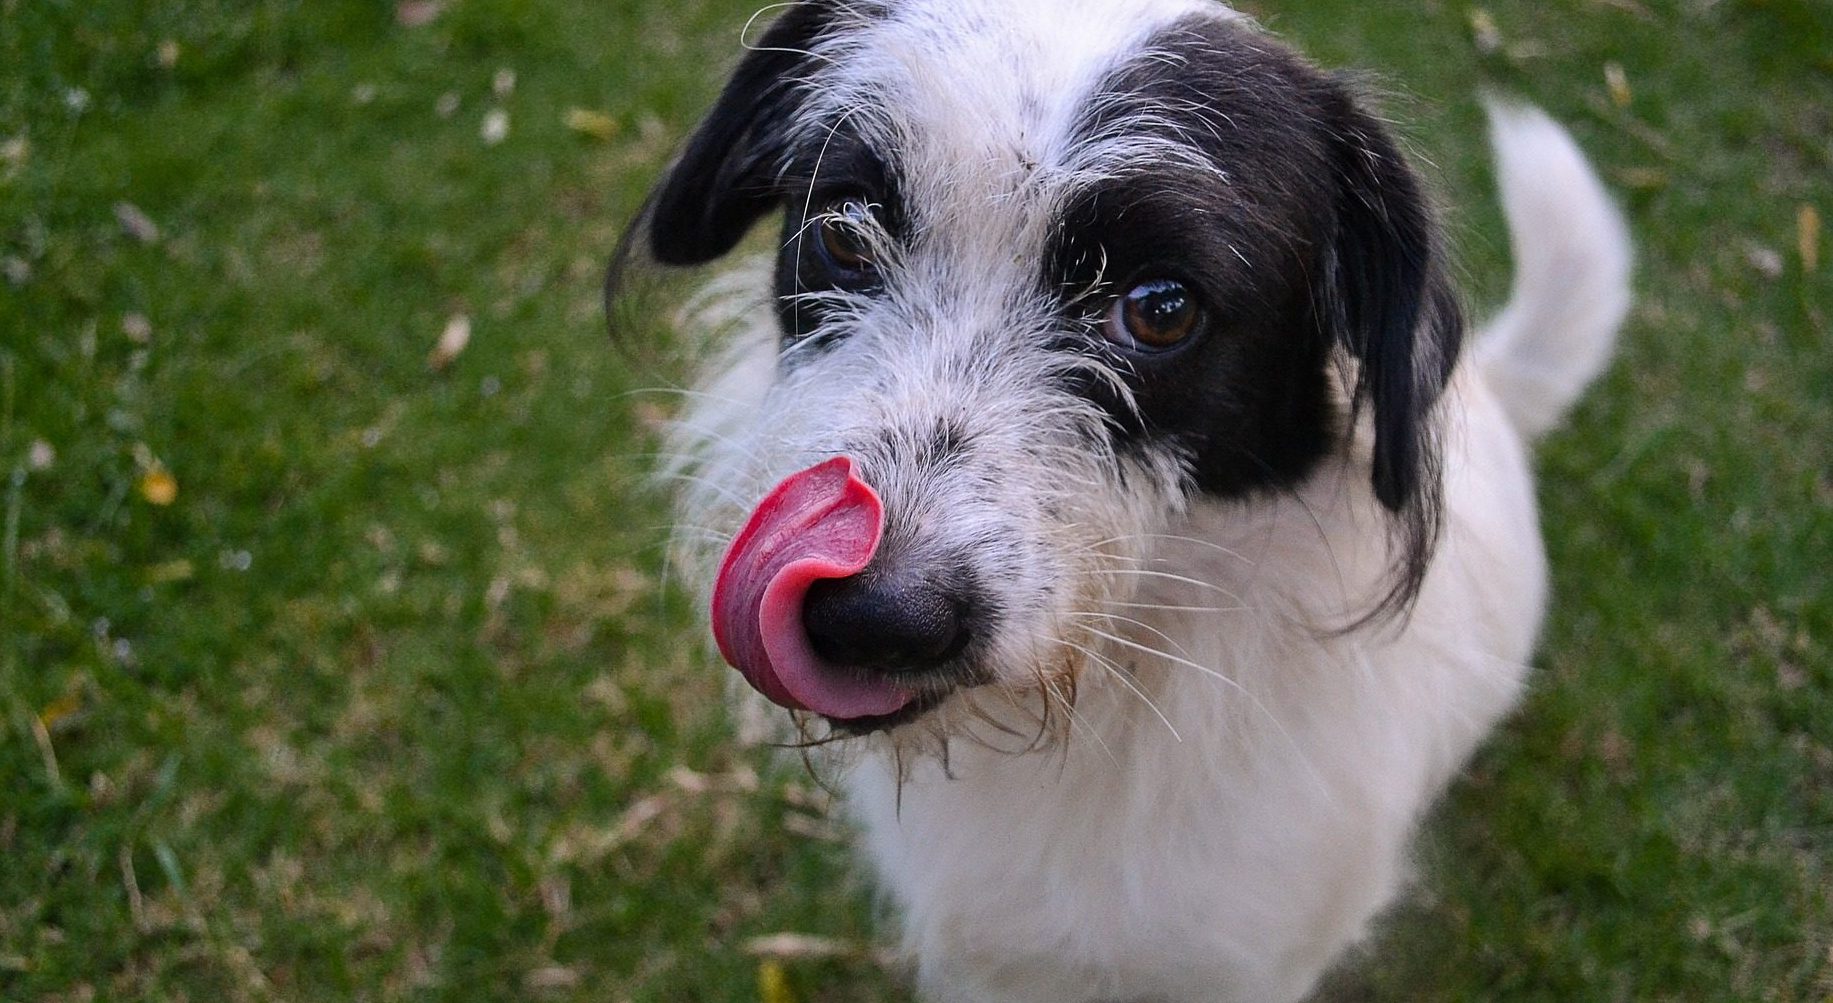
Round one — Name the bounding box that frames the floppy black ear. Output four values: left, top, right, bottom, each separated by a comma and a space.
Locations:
646, 2, 838, 265
1315, 81, 1464, 516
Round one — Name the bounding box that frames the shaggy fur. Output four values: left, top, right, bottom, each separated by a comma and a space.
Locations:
615, 1, 1632, 999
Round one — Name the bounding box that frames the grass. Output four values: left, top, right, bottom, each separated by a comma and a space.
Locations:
0, 0, 1826, 1000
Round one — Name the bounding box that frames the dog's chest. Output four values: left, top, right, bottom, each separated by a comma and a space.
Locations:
840, 678, 1402, 1003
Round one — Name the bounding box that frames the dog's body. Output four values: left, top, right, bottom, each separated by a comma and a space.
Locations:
844, 365, 1544, 1002
625, 1, 1630, 999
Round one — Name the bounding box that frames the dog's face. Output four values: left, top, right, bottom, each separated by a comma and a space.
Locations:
635, 0, 1462, 737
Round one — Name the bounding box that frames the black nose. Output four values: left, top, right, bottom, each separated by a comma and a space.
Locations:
802, 568, 968, 672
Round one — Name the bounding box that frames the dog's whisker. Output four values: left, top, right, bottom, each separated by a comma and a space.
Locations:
1084, 567, 1243, 601
1081, 532, 1255, 565
1102, 599, 1250, 614
1069, 623, 1324, 792
627, 449, 755, 474
1033, 673, 1122, 764
1067, 609, 1198, 662
661, 420, 770, 467
737, 3, 841, 67
655, 523, 733, 545
616, 385, 743, 405
648, 469, 754, 508
1048, 635, 1182, 744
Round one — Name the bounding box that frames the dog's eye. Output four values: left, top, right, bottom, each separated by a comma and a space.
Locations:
813, 200, 878, 279
1105, 278, 1201, 351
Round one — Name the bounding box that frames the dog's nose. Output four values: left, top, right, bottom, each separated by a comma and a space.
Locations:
802, 568, 967, 672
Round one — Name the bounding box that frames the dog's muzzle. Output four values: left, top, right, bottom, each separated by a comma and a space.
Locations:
712, 457, 968, 723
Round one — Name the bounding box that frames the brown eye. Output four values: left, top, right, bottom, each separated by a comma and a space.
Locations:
1105, 278, 1200, 350
815, 200, 877, 276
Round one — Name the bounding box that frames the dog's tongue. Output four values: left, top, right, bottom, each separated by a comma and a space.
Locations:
711, 457, 915, 720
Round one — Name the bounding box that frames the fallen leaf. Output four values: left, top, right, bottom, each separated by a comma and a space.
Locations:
395, 0, 442, 27
780, 812, 845, 842
757, 960, 796, 1003
114, 202, 160, 244
1, 257, 28, 285
1610, 166, 1667, 190
145, 559, 195, 584
1604, 62, 1631, 108
481, 108, 510, 145
493, 68, 517, 97
746, 933, 857, 961
1467, 9, 1501, 54
1799, 204, 1821, 273
522, 966, 579, 992
428, 313, 471, 370
564, 107, 618, 141
610, 796, 666, 844
435, 92, 460, 118
156, 39, 180, 68
1743, 242, 1783, 280
632, 400, 668, 431
139, 469, 177, 506
27, 439, 55, 470
39, 690, 84, 731
1590, 0, 1654, 18
123, 312, 152, 343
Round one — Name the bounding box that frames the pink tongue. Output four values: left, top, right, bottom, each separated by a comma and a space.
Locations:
711, 457, 915, 720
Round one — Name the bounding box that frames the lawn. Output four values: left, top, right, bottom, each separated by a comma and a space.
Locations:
0, 0, 1827, 1000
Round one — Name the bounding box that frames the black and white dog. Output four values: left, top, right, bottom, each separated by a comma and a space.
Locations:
620, 1, 1631, 999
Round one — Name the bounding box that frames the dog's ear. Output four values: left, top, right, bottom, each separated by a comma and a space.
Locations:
1314, 80, 1464, 516
645, 2, 837, 265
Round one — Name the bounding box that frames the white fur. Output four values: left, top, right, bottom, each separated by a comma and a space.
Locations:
1475, 101, 1634, 439
849, 368, 1544, 1003
658, 5, 1632, 1000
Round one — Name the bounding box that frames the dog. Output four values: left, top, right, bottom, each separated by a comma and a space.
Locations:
614, 1, 1631, 999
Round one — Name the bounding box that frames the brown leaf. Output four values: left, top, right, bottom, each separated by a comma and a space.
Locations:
1610, 166, 1667, 190
480, 109, 510, 146
39, 690, 85, 731
523, 966, 579, 992
758, 960, 796, 1003
745, 932, 859, 961
428, 313, 471, 371
395, 0, 443, 27
0, 135, 27, 170
564, 107, 618, 142
1742, 242, 1783, 280
1604, 62, 1632, 109
1799, 204, 1821, 273
114, 202, 160, 244
138, 469, 177, 506
145, 559, 195, 584
1467, 9, 1501, 54
123, 312, 152, 343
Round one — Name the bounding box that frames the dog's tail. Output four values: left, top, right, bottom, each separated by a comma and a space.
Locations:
1473, 100, 1633, 440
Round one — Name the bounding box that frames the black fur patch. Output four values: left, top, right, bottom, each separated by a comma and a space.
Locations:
644, 1, 860, 266
772, 132, 910, 346
1052, 16, 1464, 611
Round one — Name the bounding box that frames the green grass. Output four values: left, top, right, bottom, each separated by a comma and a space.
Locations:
0, 0, 1827, 1000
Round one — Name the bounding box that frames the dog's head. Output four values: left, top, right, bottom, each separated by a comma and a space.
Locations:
627, 0, 1462, 738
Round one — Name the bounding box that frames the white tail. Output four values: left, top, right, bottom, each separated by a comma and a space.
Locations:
1475, 101, 1634, 440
